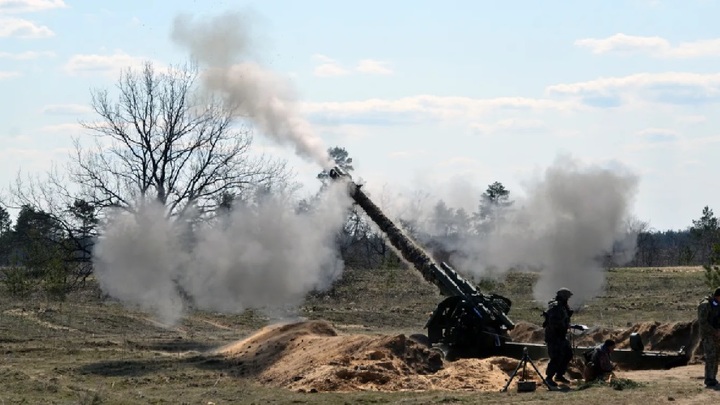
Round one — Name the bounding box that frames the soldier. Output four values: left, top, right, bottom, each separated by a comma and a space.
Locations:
543, 287, 574, 387
698, 287, 720, 388
583, 339, 616, 382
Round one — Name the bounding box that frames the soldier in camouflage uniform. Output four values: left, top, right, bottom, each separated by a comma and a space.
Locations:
698, 287, 720, 388
543, 288, 574, 387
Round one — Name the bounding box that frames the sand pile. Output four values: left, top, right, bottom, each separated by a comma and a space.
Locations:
510, 320, 697, 353
214, 319, 698, 392
508, 321, 546, 343
215, 320, 528, 392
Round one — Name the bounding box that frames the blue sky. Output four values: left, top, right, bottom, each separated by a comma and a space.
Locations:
2, 0, 720, 230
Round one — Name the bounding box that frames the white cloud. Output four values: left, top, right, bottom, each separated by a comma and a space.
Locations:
0, 0, 67, 13
546, 72, 720, 106
547, 72, 720, 94
0, 70, 21, 79
675, 114, 707, 124
625, 129, 720, 152
575, 33, 720, 58
303, 95, 574, 126
575, 33, 668, 55
0, 16, 54, 38
314, 63, 349, 77
635, 128, 679, 142
63, 50, 147, 77
312, 54, 349, 77
471, 118, 545, 135
41, 104, 93, 115
0, 147, 72, 176
312, 54, 335, 64
388, 149, 427, 159
38, 122, 84, 133
356, 59, 393, 75
0, 50, 55, 59
312, 54, 394, 77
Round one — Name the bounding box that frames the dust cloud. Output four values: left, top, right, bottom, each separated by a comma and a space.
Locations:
94, 184, 351, 325
171, 11, 333, 168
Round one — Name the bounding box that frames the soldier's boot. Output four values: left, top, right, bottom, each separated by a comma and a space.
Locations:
555, 375, 571, 384
545, 376, 558, 387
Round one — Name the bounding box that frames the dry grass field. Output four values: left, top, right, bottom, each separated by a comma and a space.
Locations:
0, 265, 715, 404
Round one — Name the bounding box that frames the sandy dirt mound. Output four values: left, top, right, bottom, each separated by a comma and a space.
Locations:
215, 319, 700, 392
508, 321, 545, 343
216, 320, 527, 392
510, 320, 697, 354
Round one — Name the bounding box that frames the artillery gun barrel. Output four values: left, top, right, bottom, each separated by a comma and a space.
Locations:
328, 166, 460, 297
328, 166, 515, 331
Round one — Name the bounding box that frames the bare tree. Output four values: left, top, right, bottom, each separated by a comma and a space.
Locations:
0, 61, 294, 296
73, 61, 290, 218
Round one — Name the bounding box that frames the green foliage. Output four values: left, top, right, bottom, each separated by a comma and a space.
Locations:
691, 206, 720, 266
704, 264, 720, 289
317, 146, 354, 184
42, 256, 71, 301
1, 203, 92, 300
476, 277, 501, 292
0, 205, 10, 235
473, 181, 513, 234
577, 377, 643, 391
1, 266, 33, 298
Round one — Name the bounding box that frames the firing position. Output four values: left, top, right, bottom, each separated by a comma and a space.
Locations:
543, 288, 574, 387
583, 339, 615, 382
698, 287, 720, 388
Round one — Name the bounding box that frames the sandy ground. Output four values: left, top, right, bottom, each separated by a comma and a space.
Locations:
212, 319, 703, 394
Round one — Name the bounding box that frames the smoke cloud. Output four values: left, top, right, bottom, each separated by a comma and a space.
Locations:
93, 203, 191, 323
373, 155, 640, 307
171, 11, 333, 168
94, 184, 351, 324
454, 155, 639, 306
91, 11, 350, 325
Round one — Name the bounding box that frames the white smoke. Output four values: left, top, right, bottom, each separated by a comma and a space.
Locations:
183, 185, 349, 314
170, 11, 333, 168
456, 155, 639, 305
372, 155, 640, 307
93, 11, 349, 324
94, 184, 350, 324
93, 203, 190, 323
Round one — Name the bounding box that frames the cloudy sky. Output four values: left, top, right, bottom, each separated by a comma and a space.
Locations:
2, 0, 720, 231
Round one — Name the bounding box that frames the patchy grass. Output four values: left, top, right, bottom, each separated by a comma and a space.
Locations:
0, 265, 712, 404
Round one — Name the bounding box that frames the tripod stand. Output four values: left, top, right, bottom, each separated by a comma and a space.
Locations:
502, 347, 555, 392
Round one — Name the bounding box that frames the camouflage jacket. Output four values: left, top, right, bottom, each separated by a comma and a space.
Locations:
544, 300, 572, 342
698, 296, 720, 337
590, 344, 614, 373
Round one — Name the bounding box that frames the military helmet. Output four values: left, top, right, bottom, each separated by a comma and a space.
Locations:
556, 288, 573, 300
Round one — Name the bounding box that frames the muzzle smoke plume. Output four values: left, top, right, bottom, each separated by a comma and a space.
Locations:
171, 11, 333, 168
93, 11, 348, 324
94, 185, 350, 324
455, 155, 639, 306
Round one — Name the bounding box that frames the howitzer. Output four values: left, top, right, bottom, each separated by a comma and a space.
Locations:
328, 166, 515, 358
327, 166, 689, 368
